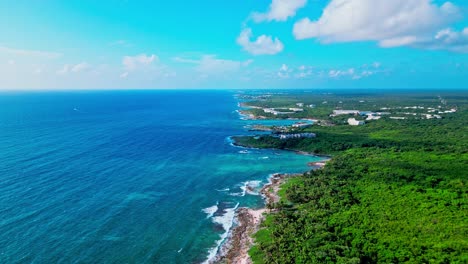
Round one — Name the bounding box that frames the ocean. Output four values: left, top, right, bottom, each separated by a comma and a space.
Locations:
0, 90, 322, 263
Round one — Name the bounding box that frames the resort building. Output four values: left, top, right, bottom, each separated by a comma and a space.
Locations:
423, 114, 442, 119
366, 115, 381, 121
288, 108, 304, 112
332, 110, 360, 116
277, 133, 316, 140
263, 107, 303, 115
292, 122, 313, 128
348, 118, 365, 126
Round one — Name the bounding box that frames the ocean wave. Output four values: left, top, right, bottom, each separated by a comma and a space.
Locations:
225, 136, 235, 147
203, 203, 239, 264
202, 203, 219, 219
215, 188, 230, 192
241, 180, 262, 196
230, 180, 263, 197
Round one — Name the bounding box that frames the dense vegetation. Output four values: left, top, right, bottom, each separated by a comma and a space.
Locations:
239, 92, 468, 263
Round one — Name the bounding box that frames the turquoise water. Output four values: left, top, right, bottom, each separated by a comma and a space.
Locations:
0, 91, 322, 263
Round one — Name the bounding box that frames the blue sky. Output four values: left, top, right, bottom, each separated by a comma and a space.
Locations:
0, 0, 467, 90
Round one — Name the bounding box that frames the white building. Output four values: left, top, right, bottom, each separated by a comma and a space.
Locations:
278, 133, 316, 140
292, 122, 312, 128
366, 115, 381, 121
288, 108, 304, 112
332, 110, 360, 116
348, 118, 365, 126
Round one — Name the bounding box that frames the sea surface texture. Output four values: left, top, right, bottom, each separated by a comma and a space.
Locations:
0, 91, 321, 263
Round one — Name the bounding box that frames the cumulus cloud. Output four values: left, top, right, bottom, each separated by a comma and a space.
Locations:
329, 63, 386, 80
252, 0, 308, 22
296, 65, 313, 79
293, 0, 464, 52
122, 54, 158, 71
271, 62, 384, 80
237, 28, 284, 55
424, 27, 468, 52
278, 64, 292, 79
329, 68, 355, 78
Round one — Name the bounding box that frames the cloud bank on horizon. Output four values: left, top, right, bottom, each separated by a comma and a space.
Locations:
0, 0, 467, 89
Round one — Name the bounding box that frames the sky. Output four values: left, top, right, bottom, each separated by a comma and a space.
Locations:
0, 0, 467, 90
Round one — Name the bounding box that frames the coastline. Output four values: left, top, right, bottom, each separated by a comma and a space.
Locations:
213, 173, 294, 264
229, 136, 332, 159
207, 101, 329, 264
210, 137, 331, 263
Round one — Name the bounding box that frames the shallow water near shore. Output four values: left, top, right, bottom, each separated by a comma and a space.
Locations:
0, 90, 322, 263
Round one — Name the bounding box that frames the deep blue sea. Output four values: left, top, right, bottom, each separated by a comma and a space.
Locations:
0, 90, 322, 263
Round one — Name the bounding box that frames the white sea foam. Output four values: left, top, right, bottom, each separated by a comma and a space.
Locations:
202, 203, 218, 219
229, 180, 263, 197
225, 136, 235, 147
216, 188, 230, 192
240, 180, 262, 196
203, 203, 239, 264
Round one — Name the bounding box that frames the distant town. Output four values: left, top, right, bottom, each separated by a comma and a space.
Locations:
236, 92, 460, 140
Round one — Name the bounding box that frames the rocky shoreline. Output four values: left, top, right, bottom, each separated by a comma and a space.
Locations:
213, 173, 298, 264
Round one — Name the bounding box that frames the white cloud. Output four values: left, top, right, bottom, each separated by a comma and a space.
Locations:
0, 46, 62, 59
56, 62, 91, 74
328, 65, 389, 80
243, 59, 254, 67
172, 57, 199, 64
278, 64, 292, 79
122, 54, 158, 71
237, 28, 284, 55
293, 0, 463, 51
296, 65, 313, 78
252, 0, 308, 22
57, 64, 71, 75
174, 54, 253, 77
197, 55, 251, 75
71, 62, 90, 73
426, 27, 468, 52
109, 40, 133, 47
120, 72, 129, 79
329, 68, 355, 78
271, 63, 384, 80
